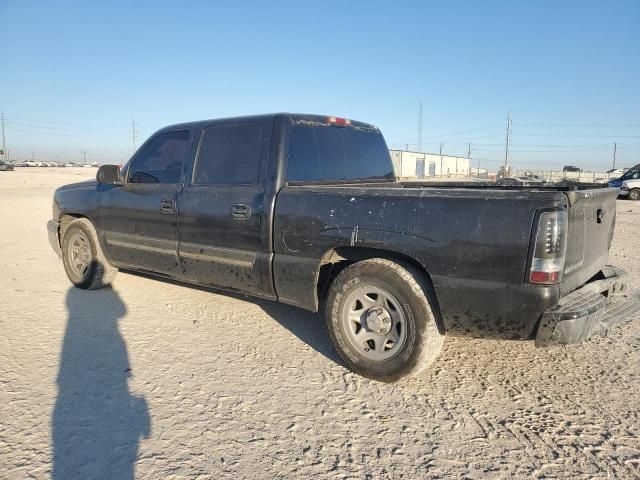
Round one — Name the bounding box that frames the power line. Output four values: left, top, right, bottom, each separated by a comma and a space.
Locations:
513, 122, 640, 128
4, 126, 127, 139
6, 119, 128, 134
422, 124, 503, 140
517, 133, 640, 138
5, 115, 131, 129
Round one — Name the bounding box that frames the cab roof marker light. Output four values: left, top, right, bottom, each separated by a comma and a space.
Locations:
327, 116, 351, 125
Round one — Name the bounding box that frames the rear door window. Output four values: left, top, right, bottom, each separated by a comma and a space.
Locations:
193, 123, 263, 185
287, 125, 393, 183
129, 130, 191, 184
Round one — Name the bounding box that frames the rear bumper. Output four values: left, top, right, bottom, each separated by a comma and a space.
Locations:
536, 266, 640, 346
47, 219, 62, 258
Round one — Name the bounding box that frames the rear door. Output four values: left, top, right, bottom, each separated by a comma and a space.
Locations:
177, 120, 271, 294
100, 129, 192, 276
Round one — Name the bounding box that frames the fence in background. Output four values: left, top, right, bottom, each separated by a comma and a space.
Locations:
519, 170, 619, 183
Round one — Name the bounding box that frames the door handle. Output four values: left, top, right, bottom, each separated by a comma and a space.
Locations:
231, 203, 251, 219
160, 199, 176, 214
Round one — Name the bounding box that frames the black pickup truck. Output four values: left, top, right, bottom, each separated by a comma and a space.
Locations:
48, 113, 640, 381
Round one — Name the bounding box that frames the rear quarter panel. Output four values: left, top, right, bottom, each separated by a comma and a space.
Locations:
274, 185, 566, 339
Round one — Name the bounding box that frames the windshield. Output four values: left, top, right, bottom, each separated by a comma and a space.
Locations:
621, 170, 640, 180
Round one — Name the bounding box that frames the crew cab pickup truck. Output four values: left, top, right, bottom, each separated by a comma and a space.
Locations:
48, 113, 640, 381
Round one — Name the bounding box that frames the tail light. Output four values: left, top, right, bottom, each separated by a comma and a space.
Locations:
529, 209, 567, 284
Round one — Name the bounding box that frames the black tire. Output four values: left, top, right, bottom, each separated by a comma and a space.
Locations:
629, 189, 640, 201
61, 218, 117, 289
325, 258, 444, 382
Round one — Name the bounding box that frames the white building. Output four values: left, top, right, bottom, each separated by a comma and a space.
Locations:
470, 167, 489, 179
389, 150, 471, 179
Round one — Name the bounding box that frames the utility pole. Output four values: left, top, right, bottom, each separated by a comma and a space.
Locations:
612, 143, 617, 170
131, 118, 138, 155
32, 151, 35, 161
417, 102, 423, 153
477, 158, 481, 178
504, 111, 512, 171
467, 143, 471, 159
439, 143, 443, 176
0, 110, 6, 160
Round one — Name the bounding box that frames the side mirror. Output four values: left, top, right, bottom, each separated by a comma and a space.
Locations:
96, 164, 121, 184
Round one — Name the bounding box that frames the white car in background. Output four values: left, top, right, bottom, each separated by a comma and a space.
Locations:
620, 179, 640, 200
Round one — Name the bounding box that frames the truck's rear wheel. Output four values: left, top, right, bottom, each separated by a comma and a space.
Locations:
325, 258, 444, 382
61, 218, 116, 289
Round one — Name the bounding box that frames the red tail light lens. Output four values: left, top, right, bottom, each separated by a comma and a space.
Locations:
529, 210, 567, 284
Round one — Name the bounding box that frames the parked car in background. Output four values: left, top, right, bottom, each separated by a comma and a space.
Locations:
563, 165, 581, 172
609, 168, 640, 188
607, 168, 624, 176
619, 179, 640, 200
0, 161, 15, 171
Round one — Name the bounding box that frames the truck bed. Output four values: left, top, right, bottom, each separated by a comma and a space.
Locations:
398, 180, 610, 191
273, 183, 618, 340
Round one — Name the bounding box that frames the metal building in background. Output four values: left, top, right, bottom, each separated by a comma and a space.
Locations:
389, 149, 471, 179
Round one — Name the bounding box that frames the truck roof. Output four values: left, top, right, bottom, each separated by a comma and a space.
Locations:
157, 113, 378, 134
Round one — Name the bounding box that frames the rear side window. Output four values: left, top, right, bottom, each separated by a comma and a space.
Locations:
194, 123, 262, 185
287, 125, 393, 183
129, 130, 191, 184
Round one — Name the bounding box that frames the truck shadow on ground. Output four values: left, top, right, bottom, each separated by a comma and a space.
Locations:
52, 286, 150, 480
124, 270, 344, 366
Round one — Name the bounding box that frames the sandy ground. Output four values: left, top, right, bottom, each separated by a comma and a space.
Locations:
0, 167, 639, 479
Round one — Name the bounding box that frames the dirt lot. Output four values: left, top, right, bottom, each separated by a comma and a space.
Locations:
1, 168, 639, 479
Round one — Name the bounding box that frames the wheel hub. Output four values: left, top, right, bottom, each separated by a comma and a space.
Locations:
364, 306, 393, 335
341, 285, 407, 361
67, 232, 92, 278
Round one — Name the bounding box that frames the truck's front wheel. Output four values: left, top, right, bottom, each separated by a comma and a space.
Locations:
325, 258, 444, 382
61, 218, 117, 289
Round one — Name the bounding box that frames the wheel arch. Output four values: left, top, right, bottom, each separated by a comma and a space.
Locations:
57, 213, 93, 244
314, 246, 445, 333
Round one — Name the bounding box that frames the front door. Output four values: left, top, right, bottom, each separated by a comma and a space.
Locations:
178, 121, 268, 294
100, 129, 193, 277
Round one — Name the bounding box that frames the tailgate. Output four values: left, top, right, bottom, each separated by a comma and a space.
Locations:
560, 188, 617, 296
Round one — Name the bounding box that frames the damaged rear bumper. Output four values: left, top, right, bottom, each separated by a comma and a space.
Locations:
536, 266, 640, 346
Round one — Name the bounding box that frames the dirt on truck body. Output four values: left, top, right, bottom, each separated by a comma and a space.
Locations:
48, 113, 640, 381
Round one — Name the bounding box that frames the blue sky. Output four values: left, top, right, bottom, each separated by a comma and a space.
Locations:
1, 0, 638, 170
